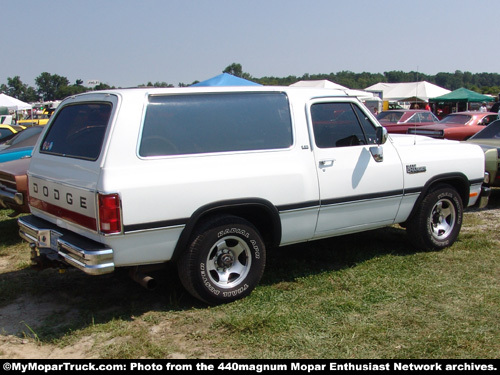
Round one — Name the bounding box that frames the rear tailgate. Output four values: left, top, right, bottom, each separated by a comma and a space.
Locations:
26, 93, 119, 239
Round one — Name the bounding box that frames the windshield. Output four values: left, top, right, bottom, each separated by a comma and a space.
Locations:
2, 126, 43, 147
440, 114, 471, 125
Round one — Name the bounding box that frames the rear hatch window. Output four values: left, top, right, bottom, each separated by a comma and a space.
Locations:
40, 103, 112, 161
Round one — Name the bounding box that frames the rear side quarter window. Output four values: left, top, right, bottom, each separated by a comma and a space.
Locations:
40, 103, 112, 161
139, 92, 293, 157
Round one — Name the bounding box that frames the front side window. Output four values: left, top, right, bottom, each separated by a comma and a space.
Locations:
40, 103, 112, 161
352, 105, 378, 144
139, 92, 293, 157
311, 102, 377, 148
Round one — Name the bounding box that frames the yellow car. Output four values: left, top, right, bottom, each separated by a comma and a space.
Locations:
17, 110, 51, 126
0, 124, 26, 142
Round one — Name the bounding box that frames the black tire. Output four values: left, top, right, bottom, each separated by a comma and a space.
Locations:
177, 215, 266, 304
406, 185, 463, 251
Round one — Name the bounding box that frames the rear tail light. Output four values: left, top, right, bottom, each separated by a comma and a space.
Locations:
98, 193, 122, 234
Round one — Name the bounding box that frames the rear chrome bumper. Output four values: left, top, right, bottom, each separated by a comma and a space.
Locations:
0, 185, 23, 208
18, 215, 114, 275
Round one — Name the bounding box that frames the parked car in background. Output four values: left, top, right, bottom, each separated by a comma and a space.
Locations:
0, 157, 30, 215
0, 126, 44, 163
465, 119, 500, 187
0, 125, 44, 151
18, 108, 53, 126
0, 126, 46, 215
407, 111, 497, 140
376, 110, 439, 134
0, 124, 25, 142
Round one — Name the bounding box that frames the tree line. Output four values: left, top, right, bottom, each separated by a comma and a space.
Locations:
2, 63, 500, 103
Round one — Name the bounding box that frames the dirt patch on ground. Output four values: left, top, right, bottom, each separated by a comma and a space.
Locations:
0, 335, 96, 359
0, 296, 87, 358
0, 298, 215, 359
0, 296, 69, 336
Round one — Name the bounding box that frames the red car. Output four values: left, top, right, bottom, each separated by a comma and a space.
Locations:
0, 157, 30, 215
376, 110, 439, 134
407, 111, 498, 140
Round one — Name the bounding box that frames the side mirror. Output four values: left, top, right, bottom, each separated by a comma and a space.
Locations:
376, 126, 388, 145
370, 127, 388, 163
370, 146, 384, 162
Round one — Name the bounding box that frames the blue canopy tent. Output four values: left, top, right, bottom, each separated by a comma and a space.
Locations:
191, 73, 261, 87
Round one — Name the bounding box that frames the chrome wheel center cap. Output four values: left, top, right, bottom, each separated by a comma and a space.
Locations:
216, 250, 234, 269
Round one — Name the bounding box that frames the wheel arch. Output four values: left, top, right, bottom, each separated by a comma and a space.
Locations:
171, 198, 282, 261
408, 172, 470, 221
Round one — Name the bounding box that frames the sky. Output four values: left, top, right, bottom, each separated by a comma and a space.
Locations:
3, 0, 500, 88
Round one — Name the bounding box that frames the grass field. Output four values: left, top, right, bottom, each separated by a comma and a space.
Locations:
0, 191, 499, 359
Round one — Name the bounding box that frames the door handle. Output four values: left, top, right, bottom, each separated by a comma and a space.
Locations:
319, 159, 335, 168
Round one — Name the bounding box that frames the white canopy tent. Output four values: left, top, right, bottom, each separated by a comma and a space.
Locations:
364, 81, 450, 103
0, 93, 32, 110
290, 80, 379, 101
291, 79, 348, 90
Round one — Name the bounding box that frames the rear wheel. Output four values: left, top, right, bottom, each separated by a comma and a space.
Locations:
407, 185, 463, 251
177, 215, 266, 304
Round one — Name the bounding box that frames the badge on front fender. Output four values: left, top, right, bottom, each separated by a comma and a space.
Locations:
406, 164, 427, 174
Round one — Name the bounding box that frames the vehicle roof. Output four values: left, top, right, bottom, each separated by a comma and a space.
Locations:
64, 86, 364, 101
82, 85, 345, 92
438, 111, 497, 126
380, 109, 432, 113
445, 111, 497, 116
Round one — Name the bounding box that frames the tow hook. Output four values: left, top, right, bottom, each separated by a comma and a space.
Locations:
29, 244, 67, 271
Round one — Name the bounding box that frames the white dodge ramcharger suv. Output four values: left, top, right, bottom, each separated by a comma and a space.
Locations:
18, 86, 489, 304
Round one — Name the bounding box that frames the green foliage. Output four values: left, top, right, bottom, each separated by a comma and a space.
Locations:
223, 63, 244, 77
35, 72, 70, 101
3, 65, 500, 104
256, 69, 500, 93
0, 76, 38, 102
434, 70, 500, 92
138, 81, 174, 88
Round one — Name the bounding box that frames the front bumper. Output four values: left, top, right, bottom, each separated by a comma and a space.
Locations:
18, 215, 114, 275
477, 184, 491, 209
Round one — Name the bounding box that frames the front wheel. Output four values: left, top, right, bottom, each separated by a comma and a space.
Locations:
406, 185, 463, 251
177, 215, 266, 304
